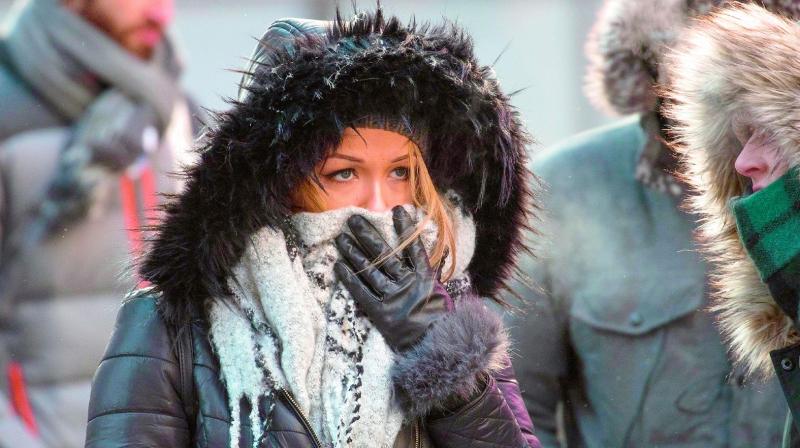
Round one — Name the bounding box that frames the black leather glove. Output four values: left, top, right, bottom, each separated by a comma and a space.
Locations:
334, 206, 452, 352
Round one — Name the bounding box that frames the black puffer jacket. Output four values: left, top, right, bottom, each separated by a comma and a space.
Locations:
86, 293, 537, 447
86, 9, 540, 448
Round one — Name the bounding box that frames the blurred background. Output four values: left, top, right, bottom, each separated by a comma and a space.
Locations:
0, 2, 625, 446
0, 0, 611, 148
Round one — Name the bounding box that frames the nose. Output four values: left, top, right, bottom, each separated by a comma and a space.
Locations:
735, 134, 768, 179
147, 0, 174, 27
363, 180, 390, 212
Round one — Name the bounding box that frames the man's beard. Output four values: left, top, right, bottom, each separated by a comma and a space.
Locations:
80, 9, 163, 59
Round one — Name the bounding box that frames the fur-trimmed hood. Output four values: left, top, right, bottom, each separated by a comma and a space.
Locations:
665, 3, 800, 378
140, 9, 535, 324
585, 0, 800, 116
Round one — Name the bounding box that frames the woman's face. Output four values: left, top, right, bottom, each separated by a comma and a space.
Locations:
307, 128, 415, 212
733, 122, 789, 192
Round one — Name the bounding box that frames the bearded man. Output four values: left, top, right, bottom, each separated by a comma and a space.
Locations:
0, 1, 200, 446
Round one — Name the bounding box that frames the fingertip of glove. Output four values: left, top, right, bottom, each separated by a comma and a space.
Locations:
392, 205, 411, 222
346, 213, 368, 230
334, 232, 352, 249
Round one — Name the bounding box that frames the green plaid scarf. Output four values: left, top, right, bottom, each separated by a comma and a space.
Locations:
731, 167, 800, 320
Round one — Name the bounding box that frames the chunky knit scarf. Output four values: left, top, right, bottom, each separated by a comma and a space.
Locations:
208, 204, 476, 448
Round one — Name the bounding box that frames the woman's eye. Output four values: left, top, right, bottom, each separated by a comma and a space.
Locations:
738, 126, 758, 147
744, 126, 755, 143
732, 115, 754, 145
329, 169, 355, 181
391, 167, 410, 180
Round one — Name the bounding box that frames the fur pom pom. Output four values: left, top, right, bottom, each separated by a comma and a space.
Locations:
391, 298, 509, 417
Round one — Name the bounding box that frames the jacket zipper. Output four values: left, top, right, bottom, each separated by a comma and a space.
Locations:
281, 388, 417, 448
280, 389, 322, 448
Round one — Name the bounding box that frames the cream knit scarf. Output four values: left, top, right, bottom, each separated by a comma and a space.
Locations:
208, 204, 476, 448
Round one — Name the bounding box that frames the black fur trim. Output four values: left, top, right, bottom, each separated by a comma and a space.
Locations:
391, 298, 509, 417
140, 7, 536, 324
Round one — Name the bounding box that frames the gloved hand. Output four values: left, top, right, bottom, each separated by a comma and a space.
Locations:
71, 89, 161, 171
334, 206, 452, 352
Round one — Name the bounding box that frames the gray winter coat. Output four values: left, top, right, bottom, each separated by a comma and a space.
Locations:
507, 117, 787, 447
0, 42, 194, 448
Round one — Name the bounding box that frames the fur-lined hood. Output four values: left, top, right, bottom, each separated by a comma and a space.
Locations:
665, 3, 800, 378
140, 9, 535, 324
585, 0, 800, 116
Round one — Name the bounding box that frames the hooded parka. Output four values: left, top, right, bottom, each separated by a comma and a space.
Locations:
85, 12, 540, 448
506, 1, 789, 446
666, 3, 800, 444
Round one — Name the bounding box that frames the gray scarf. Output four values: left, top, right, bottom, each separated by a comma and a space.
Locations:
1, 0, 182, 127
209, 204, 477, 448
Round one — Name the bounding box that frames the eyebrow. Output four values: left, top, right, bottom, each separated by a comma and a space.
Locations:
328, 154, 410, 163
329, 154, 364, 162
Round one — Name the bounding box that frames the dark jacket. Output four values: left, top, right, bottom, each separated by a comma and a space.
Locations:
87, 293, 537, 448
507, 117, 787, 447
87, 11, 540, 448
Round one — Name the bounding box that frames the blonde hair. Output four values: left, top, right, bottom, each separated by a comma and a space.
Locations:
293, 137, 457, 281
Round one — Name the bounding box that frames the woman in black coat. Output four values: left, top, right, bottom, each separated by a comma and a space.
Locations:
85, 9, 540, 448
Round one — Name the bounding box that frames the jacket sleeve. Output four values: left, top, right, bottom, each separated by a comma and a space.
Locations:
505, 251, 570, 448
493, 357, 540, 447
85, 294, 190, 448
423, 355, 541, 448
392, 297, 541, 447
